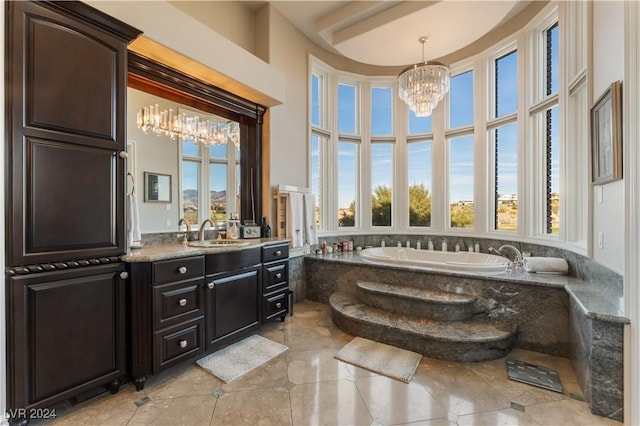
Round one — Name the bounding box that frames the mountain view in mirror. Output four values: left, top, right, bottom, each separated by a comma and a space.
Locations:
127, 87, 241, 233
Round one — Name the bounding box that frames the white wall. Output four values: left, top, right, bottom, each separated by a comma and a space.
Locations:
127, 89, 181, 233
591, 1, 625, 273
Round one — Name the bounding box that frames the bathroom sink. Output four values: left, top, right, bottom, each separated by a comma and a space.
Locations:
188, 239, 251, 248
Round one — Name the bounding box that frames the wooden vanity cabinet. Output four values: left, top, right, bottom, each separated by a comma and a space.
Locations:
205, 247, 262, 351
129, 256, 206, 391
261, 243, 290, 322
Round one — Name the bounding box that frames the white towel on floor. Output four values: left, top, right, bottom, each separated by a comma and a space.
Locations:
303, 193, 318, 246
287, 192, 305, 248
126, 192, 142, 245
522, 257, 569, 274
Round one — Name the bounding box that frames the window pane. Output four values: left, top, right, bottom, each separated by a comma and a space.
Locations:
371, 87, 392, 135
408, 110, 432, 134
449, 70, 474, 128
338, 83, 357, 134
547, 106, 559, 234
182, 161, 199, 224
495, 51, 518, 117
183, 139, 199, 157
210, 163, 227, 224
408, 140, 432, 227
371, 143, 393, 226
209, 142, 227, 159
236, 163, 241, 219
494, 123, 518, 231
337, 141, 357, 227
449, 135, 474, 228
311, 73, 322, 127
311, 134, 323, 227
546, 23, 559, 95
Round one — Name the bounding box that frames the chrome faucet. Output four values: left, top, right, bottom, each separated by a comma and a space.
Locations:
489, 244, 524, 269
198, 219, 216, 241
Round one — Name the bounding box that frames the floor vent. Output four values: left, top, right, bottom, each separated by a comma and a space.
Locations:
507, 359, 563, 393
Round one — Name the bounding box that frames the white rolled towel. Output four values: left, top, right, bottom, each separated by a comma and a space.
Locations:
522, 257, 569, 274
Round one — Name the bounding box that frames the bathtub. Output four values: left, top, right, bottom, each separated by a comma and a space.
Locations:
359, 246, 510, 272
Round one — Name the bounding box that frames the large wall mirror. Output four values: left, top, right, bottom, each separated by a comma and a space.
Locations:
127, 53, 265, 233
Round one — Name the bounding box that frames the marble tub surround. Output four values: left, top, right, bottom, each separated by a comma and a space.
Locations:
304, 251, 627, 422
312, 233, 623, 307
307, 254, 572, 357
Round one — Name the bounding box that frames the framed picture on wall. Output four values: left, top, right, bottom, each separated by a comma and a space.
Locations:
591, 80, 622, 185
144, 172, 171, 202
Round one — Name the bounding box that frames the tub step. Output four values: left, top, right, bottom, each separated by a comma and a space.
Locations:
357, 281, 477, 321
330, 292, 516, 362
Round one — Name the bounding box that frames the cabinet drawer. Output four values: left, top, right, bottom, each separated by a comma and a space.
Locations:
153, 318, 204, 372
153, 256, 204, 284
263, 290, 288, 321
263, 262, 288, 292
153, 278, 204, 330
262, 243, 288, 263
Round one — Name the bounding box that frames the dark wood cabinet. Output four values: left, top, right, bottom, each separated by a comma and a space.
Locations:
7, 264, 127, 411
261, 243, 290, 322
128, 245, 292, 390
6, 1, 140, 266
5, 1, 141, 421
206, 266, 262, 349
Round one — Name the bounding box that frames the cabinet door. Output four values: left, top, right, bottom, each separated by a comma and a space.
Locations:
5, 1, 138, 265
7, 264, 127, 411
206, 267, 261, 347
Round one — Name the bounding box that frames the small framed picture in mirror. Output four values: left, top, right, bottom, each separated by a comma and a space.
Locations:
144, 172, 171, 203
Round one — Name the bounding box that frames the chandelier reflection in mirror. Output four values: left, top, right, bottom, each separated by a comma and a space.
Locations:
137, 104, 240, 148
398, 37, 450, 117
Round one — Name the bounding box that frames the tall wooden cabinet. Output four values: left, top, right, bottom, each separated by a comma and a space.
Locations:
4, 1, 141, 422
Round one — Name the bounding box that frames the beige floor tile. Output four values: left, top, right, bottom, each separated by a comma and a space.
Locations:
127, 394, 216, 426
286, 347, 351, 384
210, 387, 292, 425
290, 380, 373, 425
143, 362, 221, 400
525, 398, 622, 426
413, 365, 511, 416
355, 375, 447, 425
47, 384, 140, 425
457, 408, 541, 425
284, 324, 342, 352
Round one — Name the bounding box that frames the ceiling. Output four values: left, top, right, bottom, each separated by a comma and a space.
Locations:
268, 1, 532, 66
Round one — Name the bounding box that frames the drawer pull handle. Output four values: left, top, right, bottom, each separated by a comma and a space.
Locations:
179, 340, 188, 348
178, 266, 187, 274
178, 298, 187, 307
275, 302, 282, 309
275, 250, 282, 256
275, 273, 282, 279
119, 271, 129, 279
207, 282, 215, 289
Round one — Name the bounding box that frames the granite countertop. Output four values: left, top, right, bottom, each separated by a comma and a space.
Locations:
121, 237, 289, 263
306, 250, 629, 324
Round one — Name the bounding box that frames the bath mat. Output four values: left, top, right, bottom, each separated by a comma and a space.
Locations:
335, 337, 422, 383
196, 334, 288, 383
507, 359, 563, 393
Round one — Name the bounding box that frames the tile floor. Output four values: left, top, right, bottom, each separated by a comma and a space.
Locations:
44, 300, 621, 425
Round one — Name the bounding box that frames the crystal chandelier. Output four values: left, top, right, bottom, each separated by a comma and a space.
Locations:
136, 104, 240, 148
398, 37, 450, 117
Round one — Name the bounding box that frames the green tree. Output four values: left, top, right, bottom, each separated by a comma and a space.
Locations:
409, 184, 431, 226
338, 201, 355, 227
450, 203, 474, 228
371, 185, 392, 226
